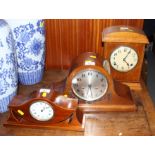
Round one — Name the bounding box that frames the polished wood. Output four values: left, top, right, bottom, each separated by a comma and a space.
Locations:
4, 88, 83, 132
102, 25, 149, 83
45, 19, 144, 69
0, 70, 155, 136
64, 52, 136, 112
102, 25, 149, 43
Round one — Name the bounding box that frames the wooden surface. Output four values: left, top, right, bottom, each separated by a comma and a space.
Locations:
1, 70, 155, 136
45, 19, 144, 69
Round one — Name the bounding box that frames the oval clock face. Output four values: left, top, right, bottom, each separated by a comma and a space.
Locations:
71, 69, 108, 101
29, 101, 54, 121
110, 46, 138, 72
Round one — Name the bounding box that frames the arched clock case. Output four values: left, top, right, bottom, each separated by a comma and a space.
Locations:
64, 52, 136, 113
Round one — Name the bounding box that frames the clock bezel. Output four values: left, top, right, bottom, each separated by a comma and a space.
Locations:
110, 45, 139, 72
71, 68, 108, 101
64, 65, 114, 103
29, 100, 54, 122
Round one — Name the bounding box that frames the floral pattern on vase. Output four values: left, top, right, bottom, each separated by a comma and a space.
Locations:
7, 19, 45, 85
0, 20, 18, 113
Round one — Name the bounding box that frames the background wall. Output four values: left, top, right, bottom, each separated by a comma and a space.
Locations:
45, 19, 144, 69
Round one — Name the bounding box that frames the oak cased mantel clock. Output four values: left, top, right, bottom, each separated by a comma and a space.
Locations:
102, 25, 149, 83
64, 52, 136, 113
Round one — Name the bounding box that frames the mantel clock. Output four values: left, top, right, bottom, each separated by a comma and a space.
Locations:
102, 25, 149, 83
4, 88, 83, 131
64, 52, 136, 112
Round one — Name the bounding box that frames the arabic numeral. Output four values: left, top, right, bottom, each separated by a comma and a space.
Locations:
77, 78, 81, 81
82, 73, 85, 77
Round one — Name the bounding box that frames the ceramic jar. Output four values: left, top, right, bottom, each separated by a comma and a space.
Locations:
0, 20, 18, 113
7, 19, 45, 85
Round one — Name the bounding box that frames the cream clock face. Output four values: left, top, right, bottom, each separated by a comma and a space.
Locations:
71, 69, 108, 101
110, 46, 138, 72
29, 101, 54, 121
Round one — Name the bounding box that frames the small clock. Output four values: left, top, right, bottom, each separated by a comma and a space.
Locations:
110, 46, 138, 72
102, 25, 149, 83
4, 88, 83, 131
29, 101, 54, 121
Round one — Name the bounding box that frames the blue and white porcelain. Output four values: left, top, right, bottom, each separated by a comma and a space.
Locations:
7, 19, 45, 85
0, 20, 18, 113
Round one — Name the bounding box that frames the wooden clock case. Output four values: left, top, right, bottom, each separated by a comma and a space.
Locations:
102, 25, 149, 83
64, 52, 136, 113
4, 88, 83, 131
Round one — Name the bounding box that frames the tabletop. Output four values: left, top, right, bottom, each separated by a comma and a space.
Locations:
0, 70, 155, 136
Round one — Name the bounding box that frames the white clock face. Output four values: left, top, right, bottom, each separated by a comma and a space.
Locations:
29, 101, 54, 121
71, 69, 108, 101
110, 46, 138, 72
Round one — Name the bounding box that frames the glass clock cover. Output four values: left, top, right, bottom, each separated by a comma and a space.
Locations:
29, 101, 54, 121
110, 46, 138, 72
71, 69, 108, 101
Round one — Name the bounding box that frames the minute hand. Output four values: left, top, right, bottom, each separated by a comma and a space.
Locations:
123, 50, 131, 61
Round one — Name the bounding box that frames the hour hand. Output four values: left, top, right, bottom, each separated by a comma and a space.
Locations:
123, 59, 129, 66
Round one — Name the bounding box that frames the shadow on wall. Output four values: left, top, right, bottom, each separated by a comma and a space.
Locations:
143, 20, 155, 104
146, 50, 155, 104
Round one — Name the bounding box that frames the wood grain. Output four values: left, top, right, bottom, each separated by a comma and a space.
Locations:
45, 19, 144, 69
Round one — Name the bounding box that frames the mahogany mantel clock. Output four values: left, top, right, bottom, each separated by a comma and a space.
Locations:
4, 88, 83, 131
102, 25, 149, 83
64, 52, 136, 112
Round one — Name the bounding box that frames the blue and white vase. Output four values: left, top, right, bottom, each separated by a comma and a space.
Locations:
6, 19, 45, 85
0, 20, 18, 113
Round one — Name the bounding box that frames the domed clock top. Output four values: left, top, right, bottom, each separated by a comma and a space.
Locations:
102, 25, 149, 44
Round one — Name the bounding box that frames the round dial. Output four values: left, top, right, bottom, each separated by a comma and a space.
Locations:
29, 101, 54, 121
110, 46, 138, 72
71, 69, 108, 101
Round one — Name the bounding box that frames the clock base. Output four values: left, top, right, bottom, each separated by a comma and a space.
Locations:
122, 82, 142, 90
78, 102, 136, 113
77, 80, 137, 113
4, 112, 84, 132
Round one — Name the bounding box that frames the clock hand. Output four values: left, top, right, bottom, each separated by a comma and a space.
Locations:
123, 50, 131, 61
41, 106, 46, 112
87, 84, 93, 97
123, 59, 129, 67
123, 50, 131, 67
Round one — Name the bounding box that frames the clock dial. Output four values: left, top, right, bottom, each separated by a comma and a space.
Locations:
71, 69, 108, 101
29, 101, 54, 121
110, 46, 138, 72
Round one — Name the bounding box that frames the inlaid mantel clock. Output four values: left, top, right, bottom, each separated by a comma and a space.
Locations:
102, 25, 149, 83
4, 88, 83, 131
